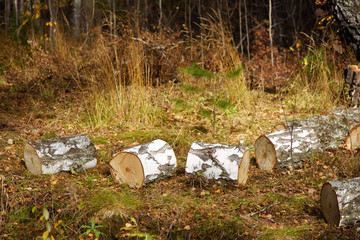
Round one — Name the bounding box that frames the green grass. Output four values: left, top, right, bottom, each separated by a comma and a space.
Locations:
179, 83, 202, 93
199, 107, 212, 117
86, 189, 142, 212
180, 63, 215, 78
259, 225, 313, 239
91, 137, 110, 145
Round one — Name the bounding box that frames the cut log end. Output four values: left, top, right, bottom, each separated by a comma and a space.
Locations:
237, 149, 251, 185
110, 152, 145, 189
255, 135, 277, 171
321, 183, 341, 226
24, 143, 42, 175
345, 124, 360, 151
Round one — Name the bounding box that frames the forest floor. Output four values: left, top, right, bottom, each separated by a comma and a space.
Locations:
1, 33, 360, 239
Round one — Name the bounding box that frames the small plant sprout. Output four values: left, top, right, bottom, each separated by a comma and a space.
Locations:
79, 218, 104, 239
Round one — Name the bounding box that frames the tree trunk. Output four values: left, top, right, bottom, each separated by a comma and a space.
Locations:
185, 141, 251, 185
274, 108, 360, 152
48, 0, 56, 49
73, 0, 81, 37
327, 0, 360, 60
321, 177, 360, 227
19, 0, 24, 16
14, 0, 18, 27
110, 139, 177, 188
269, 0, 273, 66
5, 0, 11, 34
24, 134, 97, 175
255, 127, 321, 171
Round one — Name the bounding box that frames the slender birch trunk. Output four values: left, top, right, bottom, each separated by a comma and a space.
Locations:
269, 0, 274, 66
73, 0, 81, 37
158, 0, 162, 29
14, 0, 19, 27
244, 0, 250, 59
239, 0, 243, 54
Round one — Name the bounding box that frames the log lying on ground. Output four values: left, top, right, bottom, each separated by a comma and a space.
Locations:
274, 108, 360, 151
255, 127, 321, 171
321, 177, 360, 227
110, 139, 177, 188
24, 134, 97, 175
344, 65, 360, 106
185, 141, 251, 185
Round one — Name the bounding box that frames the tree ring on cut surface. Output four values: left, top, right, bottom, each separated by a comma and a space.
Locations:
110, 152, 145, 188
255, 135, 277, 171
321, 183, 340, 226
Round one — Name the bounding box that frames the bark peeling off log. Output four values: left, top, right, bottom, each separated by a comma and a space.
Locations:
279, 108, 360, 151
110, 139, 177, 188
321, 177, 360, 227
185, 141, 251, 185
255, 127, 321, 171
24, 134, 97, 175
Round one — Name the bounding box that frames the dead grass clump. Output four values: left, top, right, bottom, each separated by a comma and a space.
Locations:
290, 37, 345, 114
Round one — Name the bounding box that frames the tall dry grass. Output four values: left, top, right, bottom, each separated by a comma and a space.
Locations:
290, 42, 344, 113
84, 33, 164, 129
193, 10, 253, 112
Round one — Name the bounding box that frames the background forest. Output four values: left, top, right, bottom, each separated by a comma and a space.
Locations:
1, 0, 360, 239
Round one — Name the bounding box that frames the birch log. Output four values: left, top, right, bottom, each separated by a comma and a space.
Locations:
255, 127, 321, 171
110, 139, 177, 188
185, 141, 251, 185
344, 64, 360, 106
275, 108, 360, 151
321, 177, 360, 227
24, 134, 97, 175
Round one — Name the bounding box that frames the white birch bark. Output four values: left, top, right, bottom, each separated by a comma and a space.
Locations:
321, 177, 360, 228
186, 141, 251, 185
278, 108, 360, 151
110, 139, 177, 188
255, 127, 321, 171
24, 134, 97, 175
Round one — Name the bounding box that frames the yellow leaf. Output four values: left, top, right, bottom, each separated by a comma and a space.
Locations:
289, 47, 294, 52
35, 13, 40, 19
303, 57, 308, 66
51, 180, 58, 185
54, 220, 62, 229
42, 231, 49, 240
51, 236, 55, 240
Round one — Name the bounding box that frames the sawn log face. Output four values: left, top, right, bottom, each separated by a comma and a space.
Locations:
321, 177, 360, 227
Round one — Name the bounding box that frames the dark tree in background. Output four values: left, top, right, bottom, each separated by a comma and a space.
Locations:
326, 0, 360, 60
0, 0, 322, 55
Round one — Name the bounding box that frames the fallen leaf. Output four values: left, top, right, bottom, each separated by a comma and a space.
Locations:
184, 225, 190, 230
